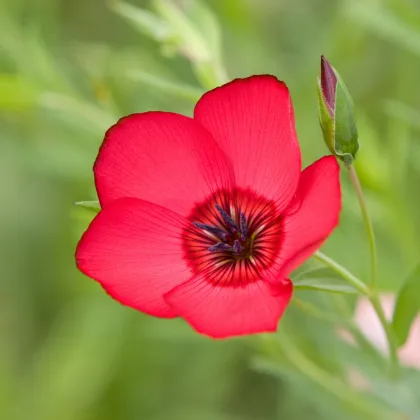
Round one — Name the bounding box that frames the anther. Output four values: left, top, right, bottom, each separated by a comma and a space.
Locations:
208, 242, 233, 253
233, 240, 242, 254
215, 204, 239, 233
240, 212, 247, 241
193, 222, 228, 241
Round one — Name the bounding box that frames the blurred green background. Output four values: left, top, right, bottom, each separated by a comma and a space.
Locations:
2, 0, 420, 419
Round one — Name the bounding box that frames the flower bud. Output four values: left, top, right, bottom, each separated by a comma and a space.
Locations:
318, 56, 359, 164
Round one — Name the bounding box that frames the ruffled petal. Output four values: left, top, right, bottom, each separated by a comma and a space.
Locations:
164, 276, 293, 338
277, 156, 341, 277
95, 112, 234, 216
76, 197, 190, 318
194, 76, 301, 210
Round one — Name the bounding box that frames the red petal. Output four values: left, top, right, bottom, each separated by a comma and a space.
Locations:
94, 112, 234, 216
76, 198, 190, 318
164, 276, 293, 338
194, 76, 301, 210
277, 156, 341, 277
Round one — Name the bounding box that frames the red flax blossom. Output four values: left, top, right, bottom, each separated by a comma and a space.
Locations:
76, 76, 341, 338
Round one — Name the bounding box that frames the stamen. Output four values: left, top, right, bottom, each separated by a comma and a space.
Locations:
240, 212, 247, 241
215, 204, 239, 233
183, 187, 282, 287
233, 240, 242, 254
193, 222, 228, 241
208, 242, 233, 253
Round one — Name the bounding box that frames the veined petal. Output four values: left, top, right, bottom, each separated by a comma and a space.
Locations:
194, 76, 301, 211
76, 197, 190, 318
94, 112, 234, 216
276, 156, 341, 278
164, 275, 293, 338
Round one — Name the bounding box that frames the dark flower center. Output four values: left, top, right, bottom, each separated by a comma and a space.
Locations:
182, 188, 283, 287
194, 204, 256, 260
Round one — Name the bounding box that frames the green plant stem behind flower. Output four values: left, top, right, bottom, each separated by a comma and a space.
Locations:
259, 334, 396, 419
347, 164, 377, 288
313, 251, 400, 379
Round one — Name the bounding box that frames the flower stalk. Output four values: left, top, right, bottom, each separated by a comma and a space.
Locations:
313, 251, 400, 377
347, 164, 377, 288
369, 294, 400, 379
260, 334, 395, 419
313, 251, 369, 295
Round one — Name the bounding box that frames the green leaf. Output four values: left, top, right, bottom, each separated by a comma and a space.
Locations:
75, 201, 101, 213
293, 267, 358, 294
392, 263, 420, 347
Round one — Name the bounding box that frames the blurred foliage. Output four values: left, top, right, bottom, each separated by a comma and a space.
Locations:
2, 0, 420, 419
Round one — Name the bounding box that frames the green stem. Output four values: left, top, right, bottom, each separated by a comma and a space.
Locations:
313, 251, 370, 295
263, 335, 394, 419
332, 295, 385, 364
294, 296, 384, 366
369, 294, 400, 378
313, 251, 400, 378
347, 164, 377, 287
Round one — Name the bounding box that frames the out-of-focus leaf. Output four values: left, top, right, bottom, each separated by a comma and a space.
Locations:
251, 356, 297, 380
128, 70, 203, 102
16, 299, 128, 420
38, 92, 116, 133
344, 0, 420, 56
153, 0, 215, 62
384, 99, 420, 131
181, 0, 222, 61
392, 263, 420, 347
24, 25, 72, 91
338, 339, 418, 417
110, 0, 173, 41
293, 267, 358, 294
75, 201, 101, 213
193, 60, 228, 89
0, 75, 38, 110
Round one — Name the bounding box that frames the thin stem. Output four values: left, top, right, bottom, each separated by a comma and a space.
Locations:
263, 335, 394, 419
332, 295, 385, 364
294, 296, 384, 365
313, 251, 400, 378
313, 251, 370, 295
369, 294, 400, 379
347, 164, 377, 287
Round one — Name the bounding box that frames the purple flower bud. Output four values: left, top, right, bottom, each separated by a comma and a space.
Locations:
320, 55, 337, 117
318, 55, 359, 164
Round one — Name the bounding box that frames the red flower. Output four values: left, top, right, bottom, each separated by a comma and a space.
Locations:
76, 76, 341, 338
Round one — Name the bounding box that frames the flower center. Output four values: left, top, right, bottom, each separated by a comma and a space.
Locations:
182, 188, 283, 287
193, 204, 258, 261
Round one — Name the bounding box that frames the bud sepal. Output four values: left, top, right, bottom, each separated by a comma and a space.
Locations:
318, 56, 359, 164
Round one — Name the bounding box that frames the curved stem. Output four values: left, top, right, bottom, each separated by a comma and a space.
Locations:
313, 251, 370, 295
313, 251, 400, 378
347, 164, 377, 287
369, 294, 400, 379
262, 335, 394, 419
